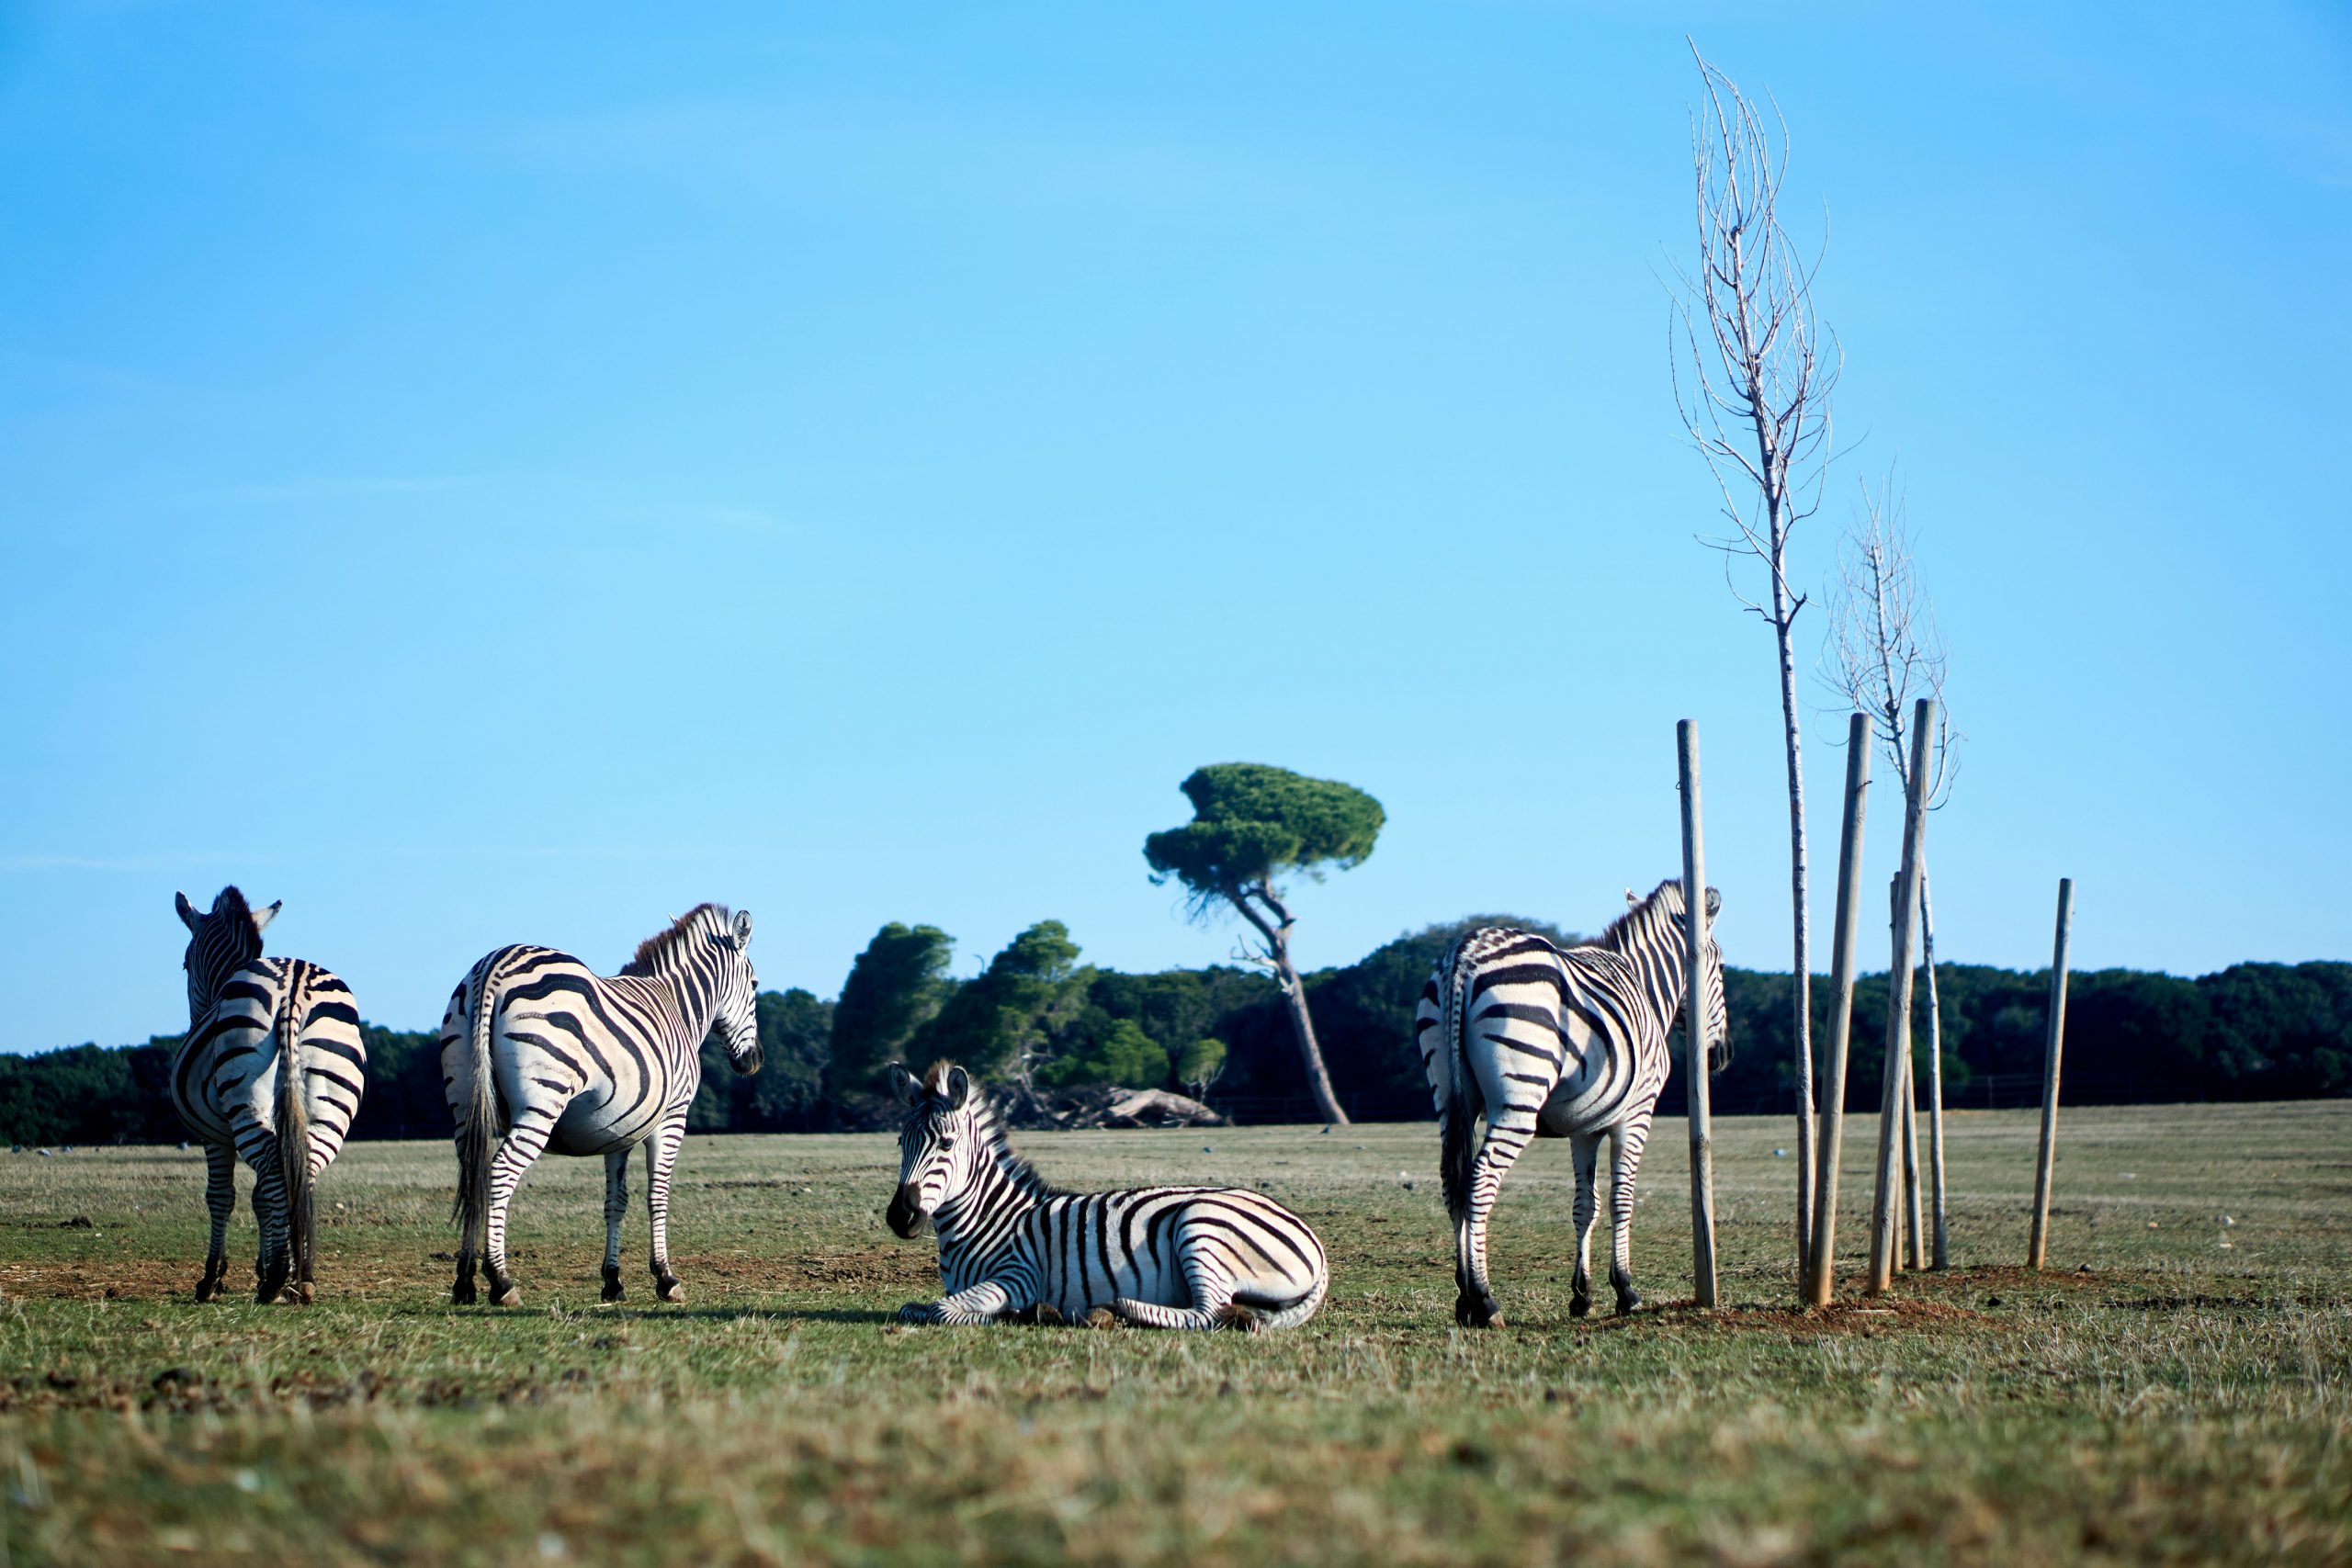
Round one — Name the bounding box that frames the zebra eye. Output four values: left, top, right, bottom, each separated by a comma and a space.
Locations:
939, 1136, 957, 1152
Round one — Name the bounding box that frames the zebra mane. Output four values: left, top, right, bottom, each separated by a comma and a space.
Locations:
1595, 879, 1686, 951
619, 904, 730, 977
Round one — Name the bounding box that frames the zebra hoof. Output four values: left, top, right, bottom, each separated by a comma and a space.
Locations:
491, 1280, 522, 1308
256, 1267, 290, 1305
1569, 1292, 1592, 1318
291, 1281, 315, 1307
1454, 1292, 1503, 1329
1212, 1303, 1262, 1333
601, 1269, 625, 1303
1084, 1307, 1120, 1330
451, 1279, 478, 1306
655, 1275, 684, 1303
1614, 1289, 1641, 1315
898, 1302, 939, 1323
1031, 1303, 1065, 1326
194, 1270, 225, 1303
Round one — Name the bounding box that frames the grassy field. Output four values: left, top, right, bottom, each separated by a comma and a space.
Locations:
2, 1100, 2346, 1564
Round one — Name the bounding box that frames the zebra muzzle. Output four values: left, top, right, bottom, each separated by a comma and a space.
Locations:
886, 1186, 930, 1239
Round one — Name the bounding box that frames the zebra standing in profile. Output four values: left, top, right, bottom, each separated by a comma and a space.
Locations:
442, 904, 762, 1307
1418, 878, 1728, 1327
885, 1060, 1329, 1330
172, 886, 368, 1304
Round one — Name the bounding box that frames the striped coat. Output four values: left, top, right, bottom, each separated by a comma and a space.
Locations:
441, 904, 761, 1307
1418, 879, 1726, 1327
886, 1061, 1328, 1331
172, 886, 367, 1304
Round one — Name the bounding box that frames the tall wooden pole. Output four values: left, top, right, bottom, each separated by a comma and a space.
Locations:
1678, 720, 1719, 1308
2028, 878, 2075, 1270
1866, 699, 1934, 1295
1802, 713, 1871, 1308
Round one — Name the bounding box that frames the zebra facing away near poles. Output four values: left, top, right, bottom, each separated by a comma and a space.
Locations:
172, 886, 368, 1305
442, 904, 762, 1308
1419, 878, 1729, 1328
885, 1061, 1329, 1331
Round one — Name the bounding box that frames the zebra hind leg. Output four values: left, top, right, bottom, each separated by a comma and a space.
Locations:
196, 1144, 235, 1302
1455, 1125, 1531, 1328
643, 1121, 686, 1303
250, 1156, 293, 1305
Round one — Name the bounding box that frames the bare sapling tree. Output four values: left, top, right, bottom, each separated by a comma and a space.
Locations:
1671, 41, 1841, 1277
1826, 472, 1960, 1269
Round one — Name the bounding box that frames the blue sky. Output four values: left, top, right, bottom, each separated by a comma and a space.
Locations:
3, 2, 2347, 1050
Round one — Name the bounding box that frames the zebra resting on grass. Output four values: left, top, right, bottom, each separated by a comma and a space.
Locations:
885, 1061, 1329, 1331
442, 904, 761, 1307
1418, 879, 1728, 1328
172, 886, 367, 1304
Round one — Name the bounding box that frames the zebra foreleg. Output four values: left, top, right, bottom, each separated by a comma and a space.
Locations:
1456, 1121, 1533, 1327
1568, 1132, 1602, 1318
601, 1148, 630, 1303
642, 1119, 686, 1303
195, 1143, 235, 1302
899, 1280, 1015, 1325
1607, 1119, 1649, 1314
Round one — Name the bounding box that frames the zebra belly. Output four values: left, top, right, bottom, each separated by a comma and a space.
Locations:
547, 1096, 642, 1156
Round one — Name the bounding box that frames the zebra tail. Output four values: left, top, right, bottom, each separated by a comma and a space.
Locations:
275, 972, 314, 1286
1437, 946, 1475, 1224
451, 959, 502, 1235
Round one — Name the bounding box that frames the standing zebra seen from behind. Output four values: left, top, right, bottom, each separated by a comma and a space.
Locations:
1418, 879, 1728, 1328
887, 1061, 1329, 1331
172, 886, 368, 1304
442, 904, 762, 1307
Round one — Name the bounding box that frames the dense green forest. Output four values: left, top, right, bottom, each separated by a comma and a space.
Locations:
5, 918, 2346, 1145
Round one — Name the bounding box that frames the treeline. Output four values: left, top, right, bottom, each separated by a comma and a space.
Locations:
5, 919, 2347, 1145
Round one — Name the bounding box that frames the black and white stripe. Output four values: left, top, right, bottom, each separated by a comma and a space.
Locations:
442, 904, 762, 1307
884, 1061, 1329, 1331
1417, 879, 1728, 1327
172, 886, 367, 1304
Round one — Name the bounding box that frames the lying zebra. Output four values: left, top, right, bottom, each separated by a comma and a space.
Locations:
885, 1061, 1329, 1330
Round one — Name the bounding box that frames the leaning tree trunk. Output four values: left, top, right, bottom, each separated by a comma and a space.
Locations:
1770, 592, 1817, 1273
1234, 886, 1350, 1126
1272, 944, 1348, 1127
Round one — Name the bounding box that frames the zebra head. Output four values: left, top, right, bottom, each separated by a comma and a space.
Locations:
885, 1060, 978, 1238
1675, 886, 1732, 1075
174, 886, 279, 1025
709, 908, 762, 1075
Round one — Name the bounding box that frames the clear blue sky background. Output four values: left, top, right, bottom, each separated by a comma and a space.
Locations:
4, 2, 2347, 1051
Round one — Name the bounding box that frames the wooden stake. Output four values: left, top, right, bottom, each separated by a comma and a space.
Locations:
1902, 1042, 1925, 1270
1921, 870, 1950, 1269
1803, 713, 1872, 1308
1678, 719, 1719, 1309
1866, 699, 1934, 1295
2028, 878, 2075, 1269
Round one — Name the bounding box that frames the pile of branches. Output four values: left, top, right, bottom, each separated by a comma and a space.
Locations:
990, 1083, 1227, 1131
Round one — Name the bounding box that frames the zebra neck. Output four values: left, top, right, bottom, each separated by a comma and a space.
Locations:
1621, 909, 1693, 1032
933, 1133, 1052, 1275
639, 953, 719, 1043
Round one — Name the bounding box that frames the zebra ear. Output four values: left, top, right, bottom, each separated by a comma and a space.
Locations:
733, 909, 753, 950
886, 1063, 923, 1106
1704, 887, 1722, 919
175, 892, 201, 932
250, 900, 282, 935
944, 1066, 972, 1111
1625, 888, 1640, 909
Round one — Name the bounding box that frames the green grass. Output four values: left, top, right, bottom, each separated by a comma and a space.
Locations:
3, 1101, 2347, 1564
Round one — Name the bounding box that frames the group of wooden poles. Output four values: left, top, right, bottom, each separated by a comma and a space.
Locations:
1675, 699, 2077, 1309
